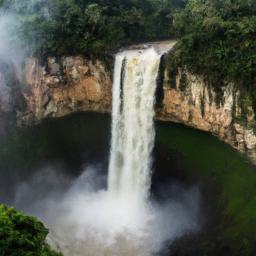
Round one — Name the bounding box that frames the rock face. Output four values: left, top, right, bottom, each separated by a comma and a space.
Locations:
19, 56, 112, 126
157, 70, 256, 163
18, 56, 256, 162
0, 71, 11, 112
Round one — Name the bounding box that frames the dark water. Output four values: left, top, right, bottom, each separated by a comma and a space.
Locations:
0, 113, 110, 204
0, 112, 191, 204
155, 121, 256, 256
0, 112, 256, 255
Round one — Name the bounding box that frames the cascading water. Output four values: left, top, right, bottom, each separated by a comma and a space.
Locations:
108, 47, 162, 204
14, 41, 200, 256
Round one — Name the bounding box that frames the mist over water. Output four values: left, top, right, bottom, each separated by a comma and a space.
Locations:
0, 0, 51, 110
0, 5, 27, 110
14, 166, 200, 256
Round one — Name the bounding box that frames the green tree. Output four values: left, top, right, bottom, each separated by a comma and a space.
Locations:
171, 0, 256, 90
0, 0, 184, 58
0, 204, 62, 256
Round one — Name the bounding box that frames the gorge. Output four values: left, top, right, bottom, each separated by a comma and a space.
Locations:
1, 41, 256, 256
8, 43, 200, 256
12, 50, 256, 163
0, 0, 256, 255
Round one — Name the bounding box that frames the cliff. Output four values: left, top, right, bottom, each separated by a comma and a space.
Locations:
18, 57, 112, 126
158, 70, 256, 162
13, 56, 256, 162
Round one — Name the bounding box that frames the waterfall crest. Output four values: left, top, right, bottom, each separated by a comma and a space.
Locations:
108, 46, 167, 203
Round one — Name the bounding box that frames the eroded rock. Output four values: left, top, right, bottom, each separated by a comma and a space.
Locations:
19, 56, 112, 126
17, 56, 256, 163
157, 70, 256, 163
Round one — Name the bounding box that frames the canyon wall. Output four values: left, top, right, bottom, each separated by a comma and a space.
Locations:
14, 56, 256, 162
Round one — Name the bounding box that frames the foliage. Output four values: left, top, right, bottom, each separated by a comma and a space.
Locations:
170, 0, 256, 94
0, 204, 62, 256
0, 0, 185, 59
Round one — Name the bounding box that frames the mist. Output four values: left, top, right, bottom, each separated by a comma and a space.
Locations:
0, 2, 25, 111
0, 13, 19, 110
13, 165, 201, 256
0, 0, 49, 111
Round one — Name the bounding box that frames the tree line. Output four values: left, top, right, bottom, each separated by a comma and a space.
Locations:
172, 0, 256, 92
0, 0, 185, 58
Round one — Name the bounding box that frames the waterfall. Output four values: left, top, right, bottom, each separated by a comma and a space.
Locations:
17, 41, 200, 256
108, 47, 164, 204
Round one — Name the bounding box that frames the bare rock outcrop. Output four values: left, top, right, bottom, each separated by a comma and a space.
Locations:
19, 56, 112, 126
157, 70, 256, 163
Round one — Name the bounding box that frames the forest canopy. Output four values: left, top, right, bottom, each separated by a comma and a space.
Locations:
0, 204, 61, 256
0, 0, 255, 93
171, 0, 256, 90
0, 0, 185, 58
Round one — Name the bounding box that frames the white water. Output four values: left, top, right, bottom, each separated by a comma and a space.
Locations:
108, 47, 162, 204
12, 42, 200, 256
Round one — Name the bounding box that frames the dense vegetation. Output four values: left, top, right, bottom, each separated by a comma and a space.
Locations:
0, 204, 61, 256
170, 0, 256, 93
1, 0, 255, 90
0, 0, 185, 59
1, 0, 255, 89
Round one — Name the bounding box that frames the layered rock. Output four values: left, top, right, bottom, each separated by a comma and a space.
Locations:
17, 55, 256, 162
18, 56, 112, 126
157, 70, 256, 162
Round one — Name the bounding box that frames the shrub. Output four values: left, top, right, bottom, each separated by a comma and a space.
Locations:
0, 204, 61, 256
